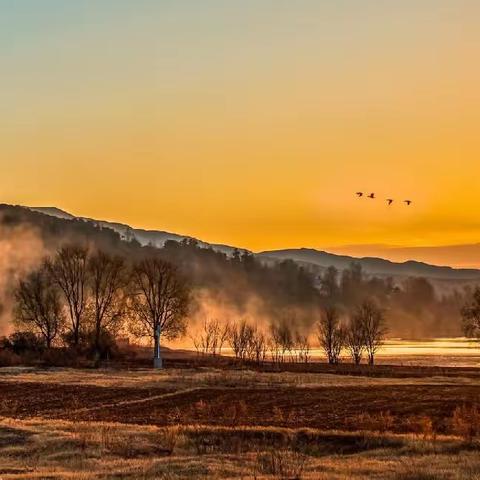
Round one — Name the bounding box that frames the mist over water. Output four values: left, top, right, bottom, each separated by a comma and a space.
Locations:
373, 338, 480, 367
212, 338, 480, 368
0, 222, 45, 334
0, 205, 477, 356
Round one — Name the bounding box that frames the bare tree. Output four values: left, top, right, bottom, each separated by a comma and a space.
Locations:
193, 318, 229, 356
295, 332, 311, 364
14, 267, 64, 348
216, 321, 230, 356
129, 257, 190, 368
268, 331, 283, 364
357, 300, 387, 365
249, 327, 267, 364
270, 321, 294, 363
225, 321, 266, 364
228, 319, 255, 361
87, 250, 127, 364
320, 266, 339, 299
46, 245, 88, 346
462, 287, 480, 339
192, 318, 215, 355
317, 306, 344, 365
345, 313, 364, 365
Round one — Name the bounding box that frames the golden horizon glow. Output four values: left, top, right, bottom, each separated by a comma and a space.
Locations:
1, 1, 480, 257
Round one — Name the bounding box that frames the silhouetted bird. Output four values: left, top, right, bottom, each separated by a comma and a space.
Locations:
356, 192, 363, 197
387, 199, 394, 205
404, 200, 412, 206
367, 193, 375, 199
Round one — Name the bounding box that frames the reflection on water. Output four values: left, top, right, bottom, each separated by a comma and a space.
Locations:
378, 338, 480, 357
313, 337, 480, 367
222, 338, 480, 367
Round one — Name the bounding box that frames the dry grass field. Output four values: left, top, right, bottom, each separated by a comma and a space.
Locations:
1, 360, 480, 479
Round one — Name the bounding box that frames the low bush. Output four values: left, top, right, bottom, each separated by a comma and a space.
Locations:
62, 329, 122, 362
350, 410, 395, 433
0, 349, 21, 367
255, 448, 309, 479
2, 332, 45, 355
450, 404, 480, 443
156, 426, 182, 455
404, 415, 436, 441
40, 348, 83, 367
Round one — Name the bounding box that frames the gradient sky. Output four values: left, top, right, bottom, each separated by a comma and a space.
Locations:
1, 1, 479, 251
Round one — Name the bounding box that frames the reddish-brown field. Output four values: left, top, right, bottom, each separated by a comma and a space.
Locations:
1, 379, 479, 434
1, 359, 480, 478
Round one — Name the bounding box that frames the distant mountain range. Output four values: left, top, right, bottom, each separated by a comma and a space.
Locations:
327, 244, 480, 270
29, 207, 246, 257
257, 248, 480, 281
28, 206, 480, 281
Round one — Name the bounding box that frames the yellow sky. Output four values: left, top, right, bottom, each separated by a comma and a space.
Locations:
1, 1, 479, 252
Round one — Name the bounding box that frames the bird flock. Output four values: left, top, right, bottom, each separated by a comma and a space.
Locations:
355, 192, 412, 206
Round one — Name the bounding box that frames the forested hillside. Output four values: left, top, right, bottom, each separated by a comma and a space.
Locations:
0, 204, 471, 338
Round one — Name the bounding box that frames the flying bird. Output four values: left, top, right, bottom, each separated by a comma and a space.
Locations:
355, 192, 363, 197
404, 200, 412, 206
367, 193, 375, 199
386, 199, 394, 205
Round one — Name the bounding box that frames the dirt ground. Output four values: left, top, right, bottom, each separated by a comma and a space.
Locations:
1, 361, 480, 478
0, 379, 479, 433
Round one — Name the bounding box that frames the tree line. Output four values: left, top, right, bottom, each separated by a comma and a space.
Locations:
6, 241, 390, 367
317, 263, 465, 339
12, 244, 190, 367
162, 240, 468, 340
5, 238, 480, 369
1, 205, 469, 340
192, 299, 387, 366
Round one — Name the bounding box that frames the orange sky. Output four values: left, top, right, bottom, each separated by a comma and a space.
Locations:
1, 1, 480, 253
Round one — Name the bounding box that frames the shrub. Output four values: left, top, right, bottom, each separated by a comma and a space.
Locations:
40, 348, 81, 367
255, 448, 309, 479
62, 329, 121, 361
450, 404, 480, 443
0, 349, 21, 367
85, 329, 121, 361
224, 400, 248, 427
394, 471, 443, 480
4, 331, 45, 355
351, 410, 395, 433
272, 406, 285, 423
157, 426, 182, 455
405, 415, 436, 441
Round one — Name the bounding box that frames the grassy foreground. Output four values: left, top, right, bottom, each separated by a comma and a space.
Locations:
1, 417, 480, 479
0, 364, 480, 479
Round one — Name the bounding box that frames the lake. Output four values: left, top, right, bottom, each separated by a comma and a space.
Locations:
312, 337, 480, 367
219, 338, 480, 367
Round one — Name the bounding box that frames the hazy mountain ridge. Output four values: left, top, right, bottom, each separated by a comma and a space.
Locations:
30, 207, 247, 256
258, 248, 480, 280
28, 206, 480, 281
328, 243, 480, 269
0, 203, 472, 338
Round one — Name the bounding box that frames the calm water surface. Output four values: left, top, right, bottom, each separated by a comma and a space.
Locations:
221, 338, 480, 367
314, 338, 480, 367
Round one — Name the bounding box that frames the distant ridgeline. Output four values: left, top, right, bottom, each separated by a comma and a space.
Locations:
26, 205, 480, 281
0, 203, 476, 338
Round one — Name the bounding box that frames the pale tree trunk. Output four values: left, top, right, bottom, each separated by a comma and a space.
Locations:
153, 323, 163, 369
93, 319, 102, 368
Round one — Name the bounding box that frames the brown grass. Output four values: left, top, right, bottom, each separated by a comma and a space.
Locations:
1, 364, 480, 478
1, 417, 480, 479
450, 404, 480, 443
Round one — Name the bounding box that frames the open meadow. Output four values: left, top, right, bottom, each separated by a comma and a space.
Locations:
1, 352, 480, 479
